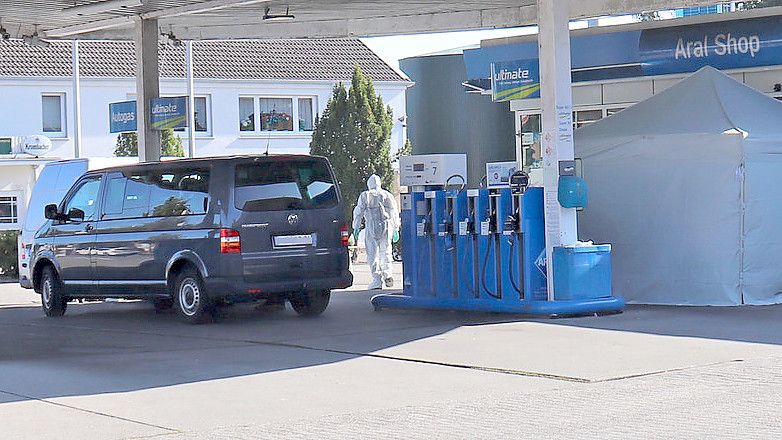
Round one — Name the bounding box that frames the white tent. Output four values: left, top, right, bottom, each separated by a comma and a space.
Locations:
575, 66, 782, 305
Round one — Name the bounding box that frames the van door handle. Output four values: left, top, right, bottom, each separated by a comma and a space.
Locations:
84, 224, 94, 232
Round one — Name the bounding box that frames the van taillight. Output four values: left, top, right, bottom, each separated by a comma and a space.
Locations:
340, 225, 350, 247
220, 229, 241, 254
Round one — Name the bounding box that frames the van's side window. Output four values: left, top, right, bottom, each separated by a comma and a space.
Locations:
147, 168, 210, 216
101, 168, 210, 219
102, 174, 151, 219
63, 177, 101, 221
103, 177, 127, 216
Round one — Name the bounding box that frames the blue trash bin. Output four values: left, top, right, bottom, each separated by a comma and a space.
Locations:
552, 244, 612, 301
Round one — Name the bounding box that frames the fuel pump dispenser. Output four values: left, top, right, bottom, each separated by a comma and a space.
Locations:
430, 191, 456, 298
376, 155, 624, 316
453, 190, 476, 300
411, 191, 433, 297
474, 189, 498, 301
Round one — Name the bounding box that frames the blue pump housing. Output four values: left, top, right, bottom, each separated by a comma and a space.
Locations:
375, 185, 623, 316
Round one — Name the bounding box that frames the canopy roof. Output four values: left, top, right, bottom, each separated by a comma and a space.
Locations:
0, 0, 718, 40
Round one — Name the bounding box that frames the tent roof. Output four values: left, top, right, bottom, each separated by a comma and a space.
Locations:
575, 66, 782, 141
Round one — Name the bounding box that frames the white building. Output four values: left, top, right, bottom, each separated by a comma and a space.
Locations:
0, 38, 410, 230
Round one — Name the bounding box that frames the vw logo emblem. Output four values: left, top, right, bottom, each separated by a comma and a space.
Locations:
287, 214, 299, 225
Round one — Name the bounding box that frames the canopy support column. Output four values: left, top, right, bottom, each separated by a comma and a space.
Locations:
185, 40, 196, 158
71, 40, 82, 158
537, 0, 577, 300
134, 18, 161, 162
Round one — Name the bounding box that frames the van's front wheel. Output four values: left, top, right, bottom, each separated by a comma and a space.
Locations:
290, 290, 330, 317
173, 269, 212, 324
41, 266, 67, 317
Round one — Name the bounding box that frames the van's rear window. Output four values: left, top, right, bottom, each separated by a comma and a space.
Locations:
234, 159, 338, 211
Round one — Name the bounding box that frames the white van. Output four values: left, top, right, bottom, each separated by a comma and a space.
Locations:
19, 158, 137, 288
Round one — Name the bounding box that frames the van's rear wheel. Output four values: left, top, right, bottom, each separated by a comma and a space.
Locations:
173, 269, 212, 324
41, 266, 67, 317
290, 289, 330, 317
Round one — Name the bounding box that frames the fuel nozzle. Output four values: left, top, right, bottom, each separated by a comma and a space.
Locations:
437, 218, 453, 236
503, 213, 520, 236
417, 217, 430, 236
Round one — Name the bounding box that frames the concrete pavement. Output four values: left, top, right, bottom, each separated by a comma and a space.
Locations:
1, 262, 781, 439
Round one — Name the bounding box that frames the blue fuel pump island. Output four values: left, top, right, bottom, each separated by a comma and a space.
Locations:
371, 155, 624, 316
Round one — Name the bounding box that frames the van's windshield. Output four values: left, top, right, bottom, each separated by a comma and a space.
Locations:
234, 158, 338, 211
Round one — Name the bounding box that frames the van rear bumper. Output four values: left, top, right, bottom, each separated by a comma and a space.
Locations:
204, 271, 353, 297
19, 276, 33, 289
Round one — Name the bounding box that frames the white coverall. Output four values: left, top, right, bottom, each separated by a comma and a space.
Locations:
352, 175, 400, 289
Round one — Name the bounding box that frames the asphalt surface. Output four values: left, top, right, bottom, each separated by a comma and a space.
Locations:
1, 262, 782, 439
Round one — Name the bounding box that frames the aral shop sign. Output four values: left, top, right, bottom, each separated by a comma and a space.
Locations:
472, 16, 782, 101
639, 16, 782, 75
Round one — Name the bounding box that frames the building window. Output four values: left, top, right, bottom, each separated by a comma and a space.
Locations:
42, 94, 66, 137
194, 96, 209, 132
0, 137, 12, 155
167, 96, 211, 136
573, 109, 603, 129
298, 98, 314, 131
239, 97, 255, 132
606, 107, 626, 117
260, 98, 294, 131
0, 196, 18, 224
519, 113, 542, 172
239, 96, 316, 134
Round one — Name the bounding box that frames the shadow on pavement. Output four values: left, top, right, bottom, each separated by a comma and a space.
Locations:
2, 288, 782, 405
0, 290, 511, 403
542, 303, 782, 346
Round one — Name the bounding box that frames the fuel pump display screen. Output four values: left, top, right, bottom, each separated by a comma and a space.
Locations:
413, 163, 425, 172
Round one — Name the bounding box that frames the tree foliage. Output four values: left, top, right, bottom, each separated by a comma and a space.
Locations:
310, 65, 394, 222
637, 11, 660, 21
395, 139, 413, 163
737, 0, 782, 8
0, 230, 19, 277
114, 129, 185, 158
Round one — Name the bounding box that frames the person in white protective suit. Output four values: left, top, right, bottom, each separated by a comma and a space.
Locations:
352, 174, 400, 290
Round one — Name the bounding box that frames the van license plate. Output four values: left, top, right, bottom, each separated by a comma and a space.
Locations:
273, 234, 315, 247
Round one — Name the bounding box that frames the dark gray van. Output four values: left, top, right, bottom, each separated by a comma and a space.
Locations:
31, 155, 353, 323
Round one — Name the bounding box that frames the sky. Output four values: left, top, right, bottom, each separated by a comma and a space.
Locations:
361, 27, 538, 75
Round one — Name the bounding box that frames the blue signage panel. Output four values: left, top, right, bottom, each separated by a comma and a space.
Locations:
468, 16, 782, 87
640, 16, 782, 76
491, 59, 540, 102
150, 96, 188, 130
109, 100, 137, 133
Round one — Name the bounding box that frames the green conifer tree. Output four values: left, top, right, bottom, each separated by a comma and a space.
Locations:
310, 65, 395, 222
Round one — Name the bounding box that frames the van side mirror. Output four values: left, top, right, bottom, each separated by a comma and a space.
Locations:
67, 208, 85, 222
44, 204, 59, 220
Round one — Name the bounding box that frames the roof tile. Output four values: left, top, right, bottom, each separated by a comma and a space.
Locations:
0, 38, 404, 82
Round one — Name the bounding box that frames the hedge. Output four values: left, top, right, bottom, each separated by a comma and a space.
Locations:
0, 230, 19, 278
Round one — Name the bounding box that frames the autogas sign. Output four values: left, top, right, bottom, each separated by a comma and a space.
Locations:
640, 16, 782, 75
150, 96, 188, 130
109, 100, 137, 133
491, 59, 540, 102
